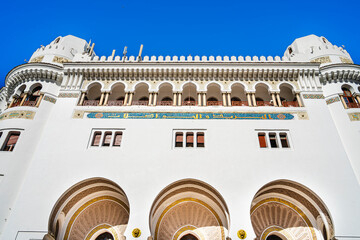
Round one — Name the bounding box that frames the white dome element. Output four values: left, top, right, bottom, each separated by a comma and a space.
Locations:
29, 35, 93, 65
284, 34, 353, 66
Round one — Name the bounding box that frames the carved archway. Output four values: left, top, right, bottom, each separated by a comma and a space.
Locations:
149, 179, 230, 240
44, 178, 129, 240
250, 180, 334, 240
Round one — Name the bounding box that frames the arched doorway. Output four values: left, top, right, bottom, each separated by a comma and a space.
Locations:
180, 234, 199, 240
44, 178, 130, 240
149, 179, 230, 240
250, 179, 334, 240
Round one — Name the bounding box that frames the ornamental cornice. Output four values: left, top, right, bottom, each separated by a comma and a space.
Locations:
63, 62, 320, 82
5, 62, 64, 98
319, 64, 360, 83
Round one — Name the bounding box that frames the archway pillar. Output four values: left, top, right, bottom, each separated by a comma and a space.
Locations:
149, 92, 154, 106
227, 93, 231, 106
202, 93, 206, 106
251, 93, 257, 107
153, 93, 158, 106
178, 92, 182, 106
222, 93, 227, 106
79, 91, 86, 106
173, 93, 177, 106
20, 92, 28, 106
99, 92, 105, 106
103, 92, 110, 106
128, 92, 134, 105
246, 93, 252, 106
35, 93, 44, 107
124, 92, 129, 105
8, 96, 15, 108
296, 93, 303, 107
197, 93, 202, 106
271, 93, 278, 107
276, 93, 282, 107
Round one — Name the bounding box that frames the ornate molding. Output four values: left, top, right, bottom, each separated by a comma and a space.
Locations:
348, 112, 360, 121
0, 110, 35, 120
302, 94, 324, 99
43, 95, 57, 104
326, 96, 340, 105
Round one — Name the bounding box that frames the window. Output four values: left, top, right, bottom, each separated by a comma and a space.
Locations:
175, 132, 183, 147
2, 132, 20, 151
113, 132, 122, 146
174, 130, 205, 149
186, 132, 194, 147
280, 133, 289, 148
258, 133, 267, 148
89, 129, 124, 148
197, 132, 205, 148
269, 133, 278, 148
102, 132, 112, 147
256, 130, 291, 149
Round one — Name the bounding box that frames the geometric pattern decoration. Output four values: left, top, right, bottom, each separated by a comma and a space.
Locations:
156, 200, 223, 240
86, 112, 295, 120
326, 96, 340, 105
348, 112, 360, 121
310, 56, 331, 64
302, 94, 325, 99
0, 110, 35, 120
43, 95, 57, 104
58, 92, 80, 98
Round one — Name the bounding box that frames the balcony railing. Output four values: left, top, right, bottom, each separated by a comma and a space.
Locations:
22, 100, 37, 107
83, 100, 100, 106
132, 100, 149, 106
183, 100, 197, 106
346, 102, 360, 108
231, 101, 248, 106
158, 101, 173, 106
207, 101, 223, 106
256, 101, 272, 106
107, 100, 124, 106
282, 101, 299, 107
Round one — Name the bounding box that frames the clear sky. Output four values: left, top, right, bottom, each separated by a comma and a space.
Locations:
1, 0, 360, 88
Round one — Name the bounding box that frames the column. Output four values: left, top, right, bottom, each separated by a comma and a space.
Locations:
8, 97, 15, 108
128, 92, 133, 105
222, 93, 227, 106
252, 93, 257, 107
296, 93, 303, 107
79, 92, 86, 106
20, 93, 28, 106
271, 93, 278, 107
124, 92, 129, 105
202, 93, 206, 106
197, 93, 202, 106
35, 93, 44, 107
227, 93, 231, 106
178, 92, 182, 106
246, 93, 252, 107
355, 95, 360, 106
103, 92, 110, 106
99, 92, 105, 106
153, 93, 158, 106
149, 93, 153, 106
173, 93, 177, 106
276, 93, 282, 107
340, 95, 348, 109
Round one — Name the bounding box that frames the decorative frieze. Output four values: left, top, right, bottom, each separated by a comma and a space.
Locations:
311, 56, 331, 64
43, 95, 57, 104
53, 56, 70, 63
58, 93, 80, 98
30, 56, 44, 63
302, 94, 324, 99
84, 112, 295, 120
0, 110, 35, 120
340, 57, 353, 64
326, 96, 340, 105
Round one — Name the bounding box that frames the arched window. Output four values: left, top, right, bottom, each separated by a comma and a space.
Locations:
341, 86, 359, 108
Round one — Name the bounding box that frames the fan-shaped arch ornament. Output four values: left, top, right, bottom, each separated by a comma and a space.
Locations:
149, 179, 230, 240
44, 178, 130, 240
250, 180, 335, 240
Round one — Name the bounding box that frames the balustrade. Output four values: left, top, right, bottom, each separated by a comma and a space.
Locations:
158, 101, 173, 106
107, 100, 124, 106
83, 100, 100, 106
231, 101, 248, 106
256, 101, 273, 106
207, 101, 223, 106
132, 100, 149, 106
282, 101, 299, 107
22, 100, 37, 107
183, 100, 197, 106
346, 102, 360, 108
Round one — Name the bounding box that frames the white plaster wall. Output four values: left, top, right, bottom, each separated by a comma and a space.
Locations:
1, 93, 360, 240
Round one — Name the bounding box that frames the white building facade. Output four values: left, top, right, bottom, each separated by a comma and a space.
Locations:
0, 34, 360, 240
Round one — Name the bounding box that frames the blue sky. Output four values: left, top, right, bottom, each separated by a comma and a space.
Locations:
1, 0, 360, 88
